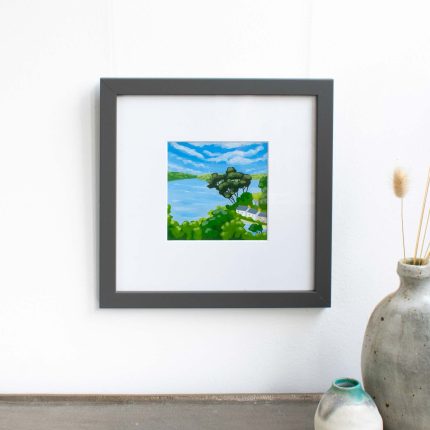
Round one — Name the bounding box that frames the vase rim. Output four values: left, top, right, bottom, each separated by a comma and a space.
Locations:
398, 259, 430, 279
332, 378, 361, 391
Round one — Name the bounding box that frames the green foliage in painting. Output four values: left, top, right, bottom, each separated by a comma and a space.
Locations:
168, 171, 197, 181
167, 205, 266, 241
197, 173, 213, 181
220, 219, 251, 240
250, 173, 267, 180
258, 175, 268, 210
248, 223, 263, 233
207, 167, 252, 204
235, 192, 253, 208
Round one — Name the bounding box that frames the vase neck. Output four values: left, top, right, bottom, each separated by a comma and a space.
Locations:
397, 260, 430, 291
331, 378, 367, 401
399, 277, 430, 293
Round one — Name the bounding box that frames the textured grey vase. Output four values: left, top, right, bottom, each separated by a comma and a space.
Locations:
314, 378, 382, 430
362, 260, 430, 430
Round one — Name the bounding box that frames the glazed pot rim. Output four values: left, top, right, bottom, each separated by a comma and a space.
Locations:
332, 378, 361, 391
398, 259, 430, 279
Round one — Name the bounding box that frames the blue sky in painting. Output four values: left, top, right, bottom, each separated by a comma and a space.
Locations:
168, 141, 268, 175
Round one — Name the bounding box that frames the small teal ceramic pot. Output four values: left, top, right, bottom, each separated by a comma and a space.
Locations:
314, 378, 382, 430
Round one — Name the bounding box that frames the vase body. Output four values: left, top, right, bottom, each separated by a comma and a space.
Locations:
314, 378, 382, 430
362, 261, 430, 430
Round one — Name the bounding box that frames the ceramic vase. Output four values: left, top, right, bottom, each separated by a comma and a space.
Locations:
314, 378, 382, 430
362, 260, 430, 429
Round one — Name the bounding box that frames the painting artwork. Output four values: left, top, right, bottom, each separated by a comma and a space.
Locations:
167, 141, 268, 240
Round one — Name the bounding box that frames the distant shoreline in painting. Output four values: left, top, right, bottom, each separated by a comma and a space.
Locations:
167, 141, 268, 240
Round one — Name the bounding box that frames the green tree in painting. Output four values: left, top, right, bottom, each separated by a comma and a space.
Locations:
258, 175, 268, 210
235, 191, 253, 208
207, 167, 252, 204
248, 223, 263, 234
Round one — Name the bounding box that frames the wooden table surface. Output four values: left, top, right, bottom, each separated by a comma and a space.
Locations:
0, 394, 320, 430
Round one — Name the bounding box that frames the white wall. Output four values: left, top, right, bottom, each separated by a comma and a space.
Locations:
0, 0, 429, 394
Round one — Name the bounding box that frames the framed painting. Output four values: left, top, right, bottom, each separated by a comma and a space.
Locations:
100, 78, 333, 308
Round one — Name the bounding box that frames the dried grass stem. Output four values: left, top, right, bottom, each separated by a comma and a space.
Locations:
413, 168, 430, 264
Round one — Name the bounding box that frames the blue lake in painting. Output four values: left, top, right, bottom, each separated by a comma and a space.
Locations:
168, 178, 261, 223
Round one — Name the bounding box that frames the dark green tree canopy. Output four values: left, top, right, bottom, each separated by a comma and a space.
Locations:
207, 167, 252, 203
248, 223, 263, 233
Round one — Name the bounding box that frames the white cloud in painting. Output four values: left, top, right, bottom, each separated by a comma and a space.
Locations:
168, 163, 204, 175
202, 149, 217, 157
172, 154, 206, 168
228, 154, 268, 165
188, 141, 264, 149
206, 145, 265, 163
218, 142, 261, 149
170, 142, 204, 159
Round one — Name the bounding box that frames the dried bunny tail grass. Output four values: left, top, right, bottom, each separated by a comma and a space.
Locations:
393, 168, 409, 260
393, 168, 409, 198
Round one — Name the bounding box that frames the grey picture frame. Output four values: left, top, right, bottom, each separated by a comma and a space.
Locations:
100, 78, 333, 308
